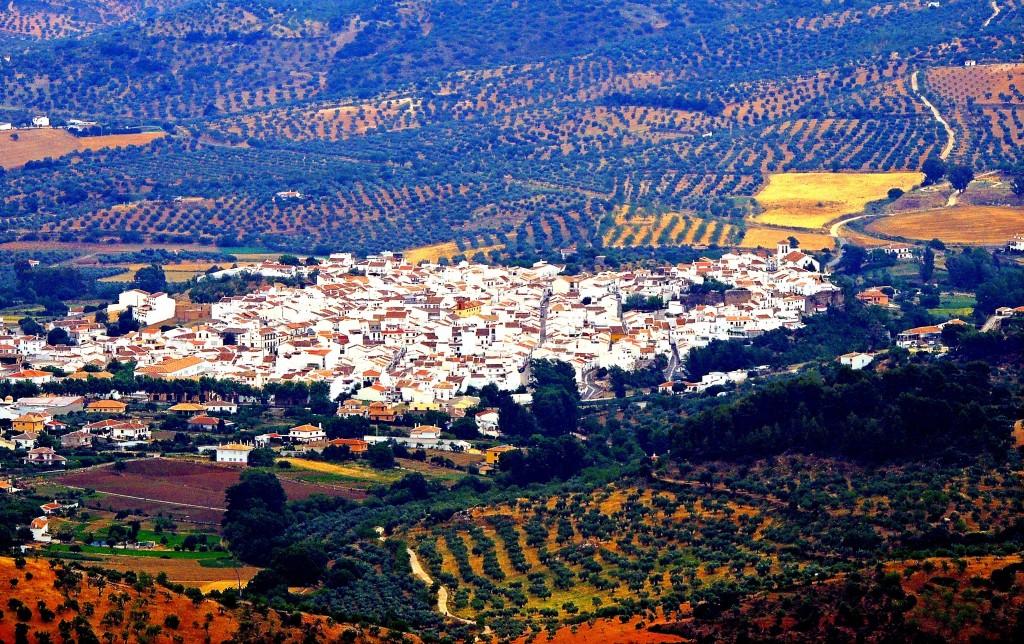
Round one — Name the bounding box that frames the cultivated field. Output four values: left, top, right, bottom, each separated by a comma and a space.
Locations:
59, 458, 358, 525
867, 205, 1024, 244
753, 172, 923, 229
0, 129, 165, 169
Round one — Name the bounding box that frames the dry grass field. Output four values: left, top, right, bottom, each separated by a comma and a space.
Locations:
753, 172, 923, 228
867, 205, 1024, 244
739, 226, 835, 250
101, 260, 247, 283
0, 129, 165, 168
404, 242, 504, 263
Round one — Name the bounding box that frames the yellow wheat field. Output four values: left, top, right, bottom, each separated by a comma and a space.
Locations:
753, 172, 923, 229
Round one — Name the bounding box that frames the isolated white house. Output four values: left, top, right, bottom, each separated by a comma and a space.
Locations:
29, 516, 51, 542
839, 352, 874, 370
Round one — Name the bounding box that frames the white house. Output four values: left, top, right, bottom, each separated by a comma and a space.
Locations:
1009, 235, 1024, 252
110, 422, 151, 441
32, 115, 50, 127
29, 516, 51, 542
215, 444, 253, 464
0, 122, 12, 131
409, 425, 441, 440
880, 243, 913, 260
839, 352, 874, 370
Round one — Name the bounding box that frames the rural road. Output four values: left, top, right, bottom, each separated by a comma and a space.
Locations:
983, 1, 1000, 28
911, 70, 955, 161
826, 213, 875, 270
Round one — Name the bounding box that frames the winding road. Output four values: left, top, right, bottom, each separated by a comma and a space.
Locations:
983, 1, 1000, 28
826, 69, 958, 269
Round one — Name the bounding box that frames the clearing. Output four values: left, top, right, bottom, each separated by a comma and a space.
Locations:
0, 128, 165, 169
404, 242, 504, 264
753, 172, 923, 229
867, 205, 1024, 244
739, 226, 834, 250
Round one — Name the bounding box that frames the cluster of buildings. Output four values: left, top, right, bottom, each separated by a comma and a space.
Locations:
0, 245, 840, 407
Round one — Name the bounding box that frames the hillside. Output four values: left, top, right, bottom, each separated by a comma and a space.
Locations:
0, 0, 1021, 254
0, 555, 410, 644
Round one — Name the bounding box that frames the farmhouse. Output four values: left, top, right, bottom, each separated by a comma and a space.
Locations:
288, 423, 326, 443
29, 517, 51, 543
23, 447, 67, 467
1009, 234, 1024, 252
879, 243, 913, 260
204, 401, 238, 414
187, 415, 224, 432
110, 421, 150, 441
60, 430, 94, 449
12, 432, 39, 450
485, 444, 519, 465
0, 479, 21, 494
855, 288, 890, 306
86, 399, 128, 414
0, 122, 11, 131
410, 425, 442, 440
215, 443, 253, 464
31, 115, 49, 127
327, 438, 369, 454
839, 352, 874, 370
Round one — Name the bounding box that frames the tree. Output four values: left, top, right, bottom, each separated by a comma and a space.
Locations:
921, 157, 946, 185
222, 470, 288, 566
278, 254, 301, 266
1012, 174, 1024, 198
247, 448, 276, 468
838, 244, 867, 274
132, 264, 166, 293
19, 317, 44, 336
947, 164, 975, 192
920, 246, 935, 282
366, 442, 395, 469
47, 328, 72, 346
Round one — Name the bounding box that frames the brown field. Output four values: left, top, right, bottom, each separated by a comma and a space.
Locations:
101, 260, 252, 283
739, 226, 835, 250
0, 129, 165, 169
60, 458, 359, 526
753, 172, 923, 229
516, 614, 686, 643
867, 205, 1024, 244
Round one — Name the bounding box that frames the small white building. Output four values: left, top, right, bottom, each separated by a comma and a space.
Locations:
1009, 235, 1024, 252
32, 115, 50, 127
0, 122, 12, 131
409, 425, 441, 440
215, 443, 253, 464
839, 352, 874, 370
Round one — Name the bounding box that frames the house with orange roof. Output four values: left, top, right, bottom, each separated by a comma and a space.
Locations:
86, 399, 128, 414
288, 423, 326, 444
23, 447, 67, 467
3, 369, 54, 384
13, 413, 48, 433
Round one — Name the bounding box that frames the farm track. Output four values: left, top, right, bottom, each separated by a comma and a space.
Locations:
911, 70, 955, 161
61, 484, 226, 512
